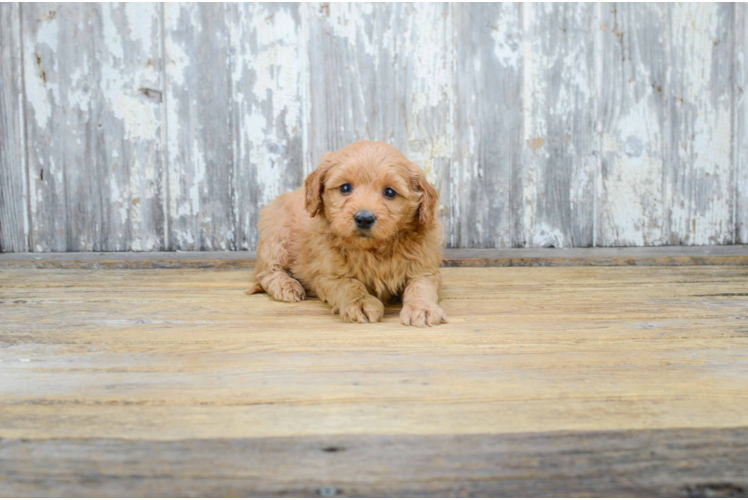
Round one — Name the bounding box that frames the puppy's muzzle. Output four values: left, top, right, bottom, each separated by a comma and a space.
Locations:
354, 210, 376, 230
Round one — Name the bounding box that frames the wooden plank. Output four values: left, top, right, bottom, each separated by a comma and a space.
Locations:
230, 3, 305, 251
23, 3, 91, 251
1, 265, 748, 495
522, 3, 597, 248
21, 3, 69, 252
22, 3, 165, 252
164, 4, 234, 251
305, 4, 453, 235
392, 3, 453, 243
738, 4, 748, 244
306, 3, 397, 161
667, 4, 735, 245
1, 265, 747, 440
1, 428, 747, 497
452, 4, 522, 248
597, 3, 669, 247
0, 3, 28, 253
1, 246, 748, 269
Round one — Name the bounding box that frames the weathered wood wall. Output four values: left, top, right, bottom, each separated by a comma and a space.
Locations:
1, 3, 745, 252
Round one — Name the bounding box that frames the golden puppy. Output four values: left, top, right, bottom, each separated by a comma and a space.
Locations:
246, 141, 446, 327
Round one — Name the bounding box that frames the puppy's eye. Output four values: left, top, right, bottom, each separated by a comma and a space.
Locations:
383, 187, 396, 199
340, 183, 352, 194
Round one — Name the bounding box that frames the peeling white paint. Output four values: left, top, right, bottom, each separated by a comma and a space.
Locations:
602, 101, 666, 246
532, 224, 567, 248
164, 5, 191, 233
738, 8, 748, 244
231, 3, 305, 250
404, 3, 452, 189
409, 5, 451, 116
109, 174, 128, 224
324, 3, 377, 60
164, 7, 190, 87
669, 3, 734, 245
521, 4, 541, 244
101, 4, 124, 62
101, 5, 161, 144
24, 16, 59, 129
299, 5, 312, 177
124, 3, 154, 57
7, 3, 745, 252
249, 8, 301, 129
521, 3, 597, 248
491, 4, 521, 69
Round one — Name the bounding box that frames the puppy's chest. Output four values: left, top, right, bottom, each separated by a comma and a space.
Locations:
343, 252, 409, 298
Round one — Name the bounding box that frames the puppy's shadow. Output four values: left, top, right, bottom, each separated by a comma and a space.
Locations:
384, 302, 403, 319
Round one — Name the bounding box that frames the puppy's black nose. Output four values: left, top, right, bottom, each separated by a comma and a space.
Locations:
354, 210, 376, 230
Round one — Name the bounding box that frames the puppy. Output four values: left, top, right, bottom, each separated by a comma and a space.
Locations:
246, 141, 447, 327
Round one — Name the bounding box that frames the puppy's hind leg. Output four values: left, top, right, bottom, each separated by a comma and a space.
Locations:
248, 196, 306, 303
252, 267, 306, 303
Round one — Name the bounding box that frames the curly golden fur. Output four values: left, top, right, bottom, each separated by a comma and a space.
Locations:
246, 141, 446, 327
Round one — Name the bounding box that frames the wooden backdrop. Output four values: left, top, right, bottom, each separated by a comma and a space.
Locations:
1, 3, 746, 252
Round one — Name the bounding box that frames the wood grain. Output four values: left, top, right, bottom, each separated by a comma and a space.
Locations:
306, 3, 404, 162
164, 3, 235, 251
0, 3, 28, 253
597, 3, 669, 247
2, 264, 748, 495
23, 3, 92, 252
1, 429, 747, 497
667, 4, 735, 245
230, 3, 305, 251
21, 3, 165, 252
522, 3, 597, 248
452, 4, 522, 248
738, 3, 748, 244
1, 265, 747, 439
2, 3, 746, 252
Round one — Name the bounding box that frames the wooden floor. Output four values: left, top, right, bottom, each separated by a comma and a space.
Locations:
1, 258, 748, 496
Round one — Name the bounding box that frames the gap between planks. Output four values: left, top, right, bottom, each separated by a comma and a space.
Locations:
0, 245, 747, 269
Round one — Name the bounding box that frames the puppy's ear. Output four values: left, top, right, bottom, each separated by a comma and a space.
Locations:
305, 153, 334, 217
412, 167, 439, 226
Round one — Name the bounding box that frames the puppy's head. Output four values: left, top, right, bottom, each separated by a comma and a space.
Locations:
305, 141, 438, 248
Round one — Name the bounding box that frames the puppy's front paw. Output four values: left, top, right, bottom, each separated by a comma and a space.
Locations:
400, 303, 447, 327
339, 295, 384, 323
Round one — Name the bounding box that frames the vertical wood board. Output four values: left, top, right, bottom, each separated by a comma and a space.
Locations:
164, 3, 234, 251
230, 3, 305, 251
666, 3, 734, 245
521, 3, 597, 248
597, 3, 670, 247
452, 3, 523, 248
23, 3, 96, 251
22, 3, 165, 252
737, 4, 747, 244
0, 3, 29, 252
